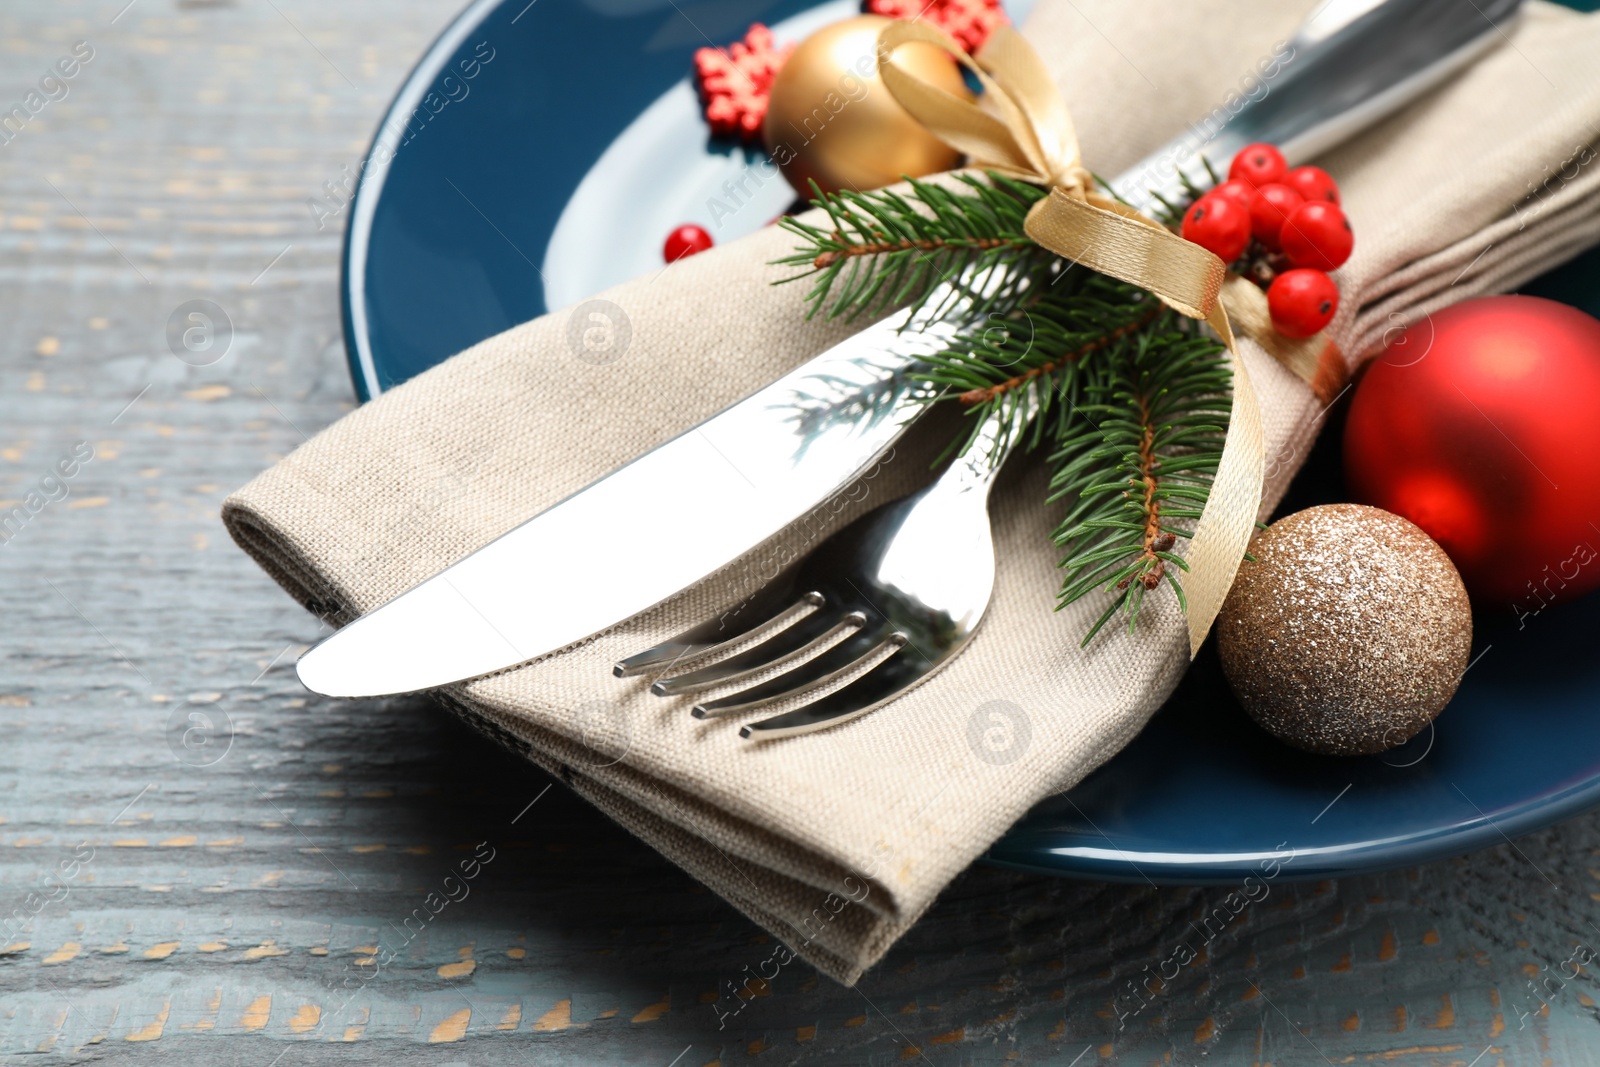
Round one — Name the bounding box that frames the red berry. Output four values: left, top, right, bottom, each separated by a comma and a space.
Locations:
1228, 142, 1288, 188
1280, 201, 1353, 271
664, 223, 714, 263
1285, 165, 1340, 205
1210, 179, 1256, 208
1248, 182, 1305, 250
1181, 193, 1250, 263
1267, 268, 1339, 338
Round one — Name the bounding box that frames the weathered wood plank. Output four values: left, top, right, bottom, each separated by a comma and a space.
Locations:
3, 0, 1600, 1063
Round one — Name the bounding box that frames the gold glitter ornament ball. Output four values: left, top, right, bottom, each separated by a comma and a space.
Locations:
762, 15, 969, 198
1217, 504, 1472, 756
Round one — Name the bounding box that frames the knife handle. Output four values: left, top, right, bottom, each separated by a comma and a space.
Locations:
1109, 0, 1525, 215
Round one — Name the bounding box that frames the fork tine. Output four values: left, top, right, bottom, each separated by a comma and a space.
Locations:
739, 637, 929, 741
650, 610, 866, 696
613, 591, 822, 678
691, 628, 895, 718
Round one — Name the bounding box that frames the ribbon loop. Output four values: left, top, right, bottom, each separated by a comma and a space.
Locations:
877, 22, 1090, 193
971, 26, 1083, 190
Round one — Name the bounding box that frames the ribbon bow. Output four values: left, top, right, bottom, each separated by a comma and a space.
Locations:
876, 20, 1268, 657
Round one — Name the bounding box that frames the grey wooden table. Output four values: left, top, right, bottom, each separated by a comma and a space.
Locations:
4, 1, 1600, 1063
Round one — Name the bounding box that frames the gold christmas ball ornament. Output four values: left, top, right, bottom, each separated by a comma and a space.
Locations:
762, 15, 969, 198
1217, 504, 1472, 757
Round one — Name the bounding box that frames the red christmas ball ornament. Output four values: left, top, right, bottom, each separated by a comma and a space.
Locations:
1267, 268, 1337, 338
1248, 182, 1305, 250
1344, 295, 1600, 608
1281, 201, 1353, 271
1286, 164, 1340, 204
1228, 142, 1288, 188
1181, 193, 1250, 263
664, 224, 714, 263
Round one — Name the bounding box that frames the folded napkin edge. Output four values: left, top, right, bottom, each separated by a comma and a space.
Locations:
223, 498, 353, 625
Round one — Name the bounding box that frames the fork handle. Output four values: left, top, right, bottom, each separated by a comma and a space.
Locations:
938, 394, 1041, 499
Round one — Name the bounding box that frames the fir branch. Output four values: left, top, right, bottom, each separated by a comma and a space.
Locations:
954, 304, 1160, 407
1047, 320, 1232, 644
773, 173, 1058, 323
770, 163, 1238, 647
810, 234, 1018, 269
916, 271, 1160, 461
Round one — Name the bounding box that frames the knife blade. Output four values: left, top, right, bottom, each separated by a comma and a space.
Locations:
296, 293, 975, 698
297, 0, 1520, 698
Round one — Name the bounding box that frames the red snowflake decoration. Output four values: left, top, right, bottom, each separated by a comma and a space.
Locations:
694, 24, 794, 142
864, 0, 1008, 54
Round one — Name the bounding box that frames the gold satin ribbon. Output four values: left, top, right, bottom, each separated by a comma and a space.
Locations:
876, 20, 1293, 657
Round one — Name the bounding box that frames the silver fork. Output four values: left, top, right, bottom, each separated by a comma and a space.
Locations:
614, 402, 1027, 740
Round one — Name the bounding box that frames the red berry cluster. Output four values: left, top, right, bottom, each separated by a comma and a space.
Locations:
694, 24, 794, 142
1179, 143, 1353, 339
865, 0, 1007, 53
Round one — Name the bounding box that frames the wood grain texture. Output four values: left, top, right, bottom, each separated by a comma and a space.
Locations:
4, 0, 1600, 1063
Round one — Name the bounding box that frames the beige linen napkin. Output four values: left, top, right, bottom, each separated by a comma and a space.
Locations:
225, 0, 1600, 984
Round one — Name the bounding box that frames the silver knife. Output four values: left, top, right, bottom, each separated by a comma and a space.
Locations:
297, 0, 1519, 698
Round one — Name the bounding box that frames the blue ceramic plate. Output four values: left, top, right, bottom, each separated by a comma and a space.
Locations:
342, 0, 1600, 883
